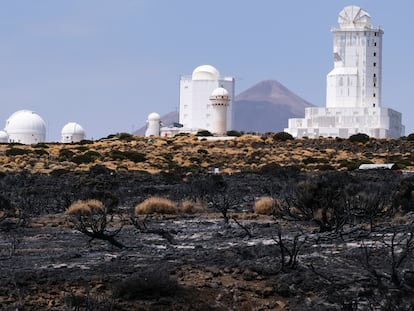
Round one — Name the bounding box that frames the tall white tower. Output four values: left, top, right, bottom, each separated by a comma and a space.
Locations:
284, 5, 404, 139
327, 6, 382, 109
145, 112, 161, 137
179, 65, 235, 132
210, 87, 230, 135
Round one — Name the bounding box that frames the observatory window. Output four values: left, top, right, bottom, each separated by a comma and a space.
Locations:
373, 93, 376, 97
374, 83, 376, 87
373, 104, 376, 107
374, 32, 377, 36
374, 73, 376, 77
373, 62, 376, 67
373, 52, 376, 57
374, 42, 377, 46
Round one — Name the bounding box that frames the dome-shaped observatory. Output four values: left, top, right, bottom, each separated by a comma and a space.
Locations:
5, 110, 46, 144
61, 122, 86, 143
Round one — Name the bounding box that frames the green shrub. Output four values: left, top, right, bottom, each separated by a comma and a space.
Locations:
34, 149, 49, 156
70, 153, 96, 164
196, 130, 213, 137
124, 151, 146, 163
197, 148, 208, 155
349, 133, 370, 144
406, 133, 414, 141
118, 132, 133, 141
273, 132, 294, 141
5, 148, 31, 156
226, 130, 243, 137
59, 148, 75, 160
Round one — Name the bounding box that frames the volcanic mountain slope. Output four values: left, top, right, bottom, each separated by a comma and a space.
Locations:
233, 80, 315, 133
134, 80, 314, 135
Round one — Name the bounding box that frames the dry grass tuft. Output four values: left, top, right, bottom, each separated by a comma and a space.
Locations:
66, 199, 104, 215
180, 199, 205, 214
253, 197, 276, 215
135, 197, 177, 215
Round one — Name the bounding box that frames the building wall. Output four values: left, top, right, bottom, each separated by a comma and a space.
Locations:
327, 28, 383, 109
179, 77, 234, 132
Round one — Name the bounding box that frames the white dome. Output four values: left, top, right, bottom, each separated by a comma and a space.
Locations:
338, 6, 371, 29
61, 122, 85, 135
61, 122, 86, 143
192, 65, 220, 81
211, 87, 229, 97
5, 110, 46, 144
148, 112, 161, 121
0, 130, 8, 143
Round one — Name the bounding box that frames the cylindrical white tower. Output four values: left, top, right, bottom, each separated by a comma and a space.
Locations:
209, 87, 230, 135
145, 112, 161, 137
61, 122, 86, 143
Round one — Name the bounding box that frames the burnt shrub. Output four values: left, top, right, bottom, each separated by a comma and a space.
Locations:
349, 133, 370, 144
113, 266, 179, 300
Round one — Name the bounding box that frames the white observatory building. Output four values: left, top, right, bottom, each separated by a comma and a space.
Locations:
61, 122, 86, 143
0, 131, 8, 143
285, 5, 404, 138
210, 87, 230, 135
179, 65, 235, 133
145, 112, 161, 137
5, 110, 46, 144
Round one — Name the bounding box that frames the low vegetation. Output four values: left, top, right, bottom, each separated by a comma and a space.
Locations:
0, 133, 414, 174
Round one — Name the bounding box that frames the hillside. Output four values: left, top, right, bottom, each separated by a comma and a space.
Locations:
233, 80, 314, 133
0, 135, 413, 174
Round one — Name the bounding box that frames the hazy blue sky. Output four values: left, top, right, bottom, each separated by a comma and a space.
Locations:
0, 1, 413, 141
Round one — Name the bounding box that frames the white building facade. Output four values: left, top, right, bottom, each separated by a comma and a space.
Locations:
179, 65, 235, 133
285, 5, 404, 138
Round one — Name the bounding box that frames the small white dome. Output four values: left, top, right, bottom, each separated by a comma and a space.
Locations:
211, 87, 229, 97
148, 112, 161, 121
0, 130, 8, 143
192, 65, 220, 81
61, 122, 85, 135
61, 122, 86, 143
5, 110, 46, 144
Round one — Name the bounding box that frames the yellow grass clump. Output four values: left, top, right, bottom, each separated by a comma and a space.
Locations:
253, 196, 276, 215
66, 199, 104, 216
135, 197, 177, 215
180, 199, 205, 214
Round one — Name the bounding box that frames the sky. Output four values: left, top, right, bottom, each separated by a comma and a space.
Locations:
0, 0, 413, 141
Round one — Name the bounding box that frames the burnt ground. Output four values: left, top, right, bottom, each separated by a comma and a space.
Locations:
1, 212, 414, 310
0, 170, 414, 310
